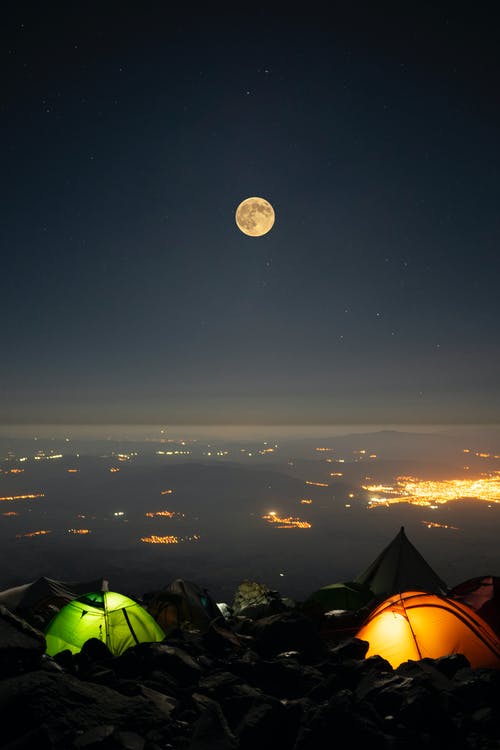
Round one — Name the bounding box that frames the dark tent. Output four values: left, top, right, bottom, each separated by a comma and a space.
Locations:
448, 575, 500, 637
0, 576, 109, 622
354, 526, 448, 599
304, 581, 374, 613
145, 578, 223, 633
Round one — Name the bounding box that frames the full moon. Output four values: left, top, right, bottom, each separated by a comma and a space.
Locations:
235, 196, 275, 237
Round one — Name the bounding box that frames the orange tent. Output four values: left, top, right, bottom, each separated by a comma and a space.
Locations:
355, 590, 500, 669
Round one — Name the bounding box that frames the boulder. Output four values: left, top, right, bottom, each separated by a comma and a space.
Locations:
0, 605, 46, 677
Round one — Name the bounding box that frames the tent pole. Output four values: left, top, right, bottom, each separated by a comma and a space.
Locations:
400, 593, 423, 661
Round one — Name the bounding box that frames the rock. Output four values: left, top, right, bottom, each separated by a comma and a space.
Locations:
0, 579, 500, 749
232, 580, 290, 619
113, 731, 146, 750
73, 724, 115, 748
137, 685, 177, 719
202, 621, 245, 656
229, 656, 323, 700
52, 648, 75, 672
0, 605, 46, 677
241, 611, 326, 658
189, 694, 238, 750
79, 637, 114, 663
432, 652, 471, 678
329, 636, 371, 662
235, 698, 288, 750
294, 688, 391, 748
140, 643, 203, 684
0, 670, 169, 747
0, 726, 52, 750
73, 726, 148, 749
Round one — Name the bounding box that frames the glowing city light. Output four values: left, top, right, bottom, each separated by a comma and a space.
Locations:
67, 528, 90, 534
155, 450, 191, 456
140, 534, 179, 544
421, 521, 459, 530
363, 474, 500, 507
140, 534, 200, 544
262, 512, 311, 529
0, 493, 45, 502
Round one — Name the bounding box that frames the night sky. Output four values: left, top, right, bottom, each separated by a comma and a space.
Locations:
3, 4, 499, 427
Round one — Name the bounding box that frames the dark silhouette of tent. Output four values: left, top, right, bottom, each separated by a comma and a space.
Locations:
354, 526, 448, 599
144, 578, 223, 633
449, 575, 500, 637
0, 576, 108, 620
356, 590, 500, 669
304, 581, 374, 613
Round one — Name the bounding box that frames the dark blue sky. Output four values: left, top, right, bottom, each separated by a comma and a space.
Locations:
2, 4, 499, 425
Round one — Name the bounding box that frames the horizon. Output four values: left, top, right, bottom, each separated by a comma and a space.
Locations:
1, 422, 499, 443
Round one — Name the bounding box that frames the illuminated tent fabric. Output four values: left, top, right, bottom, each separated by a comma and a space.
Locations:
304, 581, 374, 613
449, 575, 500, 636
44, 590, 165, 656
354, 526, 448, 599
355, 590, 500, 669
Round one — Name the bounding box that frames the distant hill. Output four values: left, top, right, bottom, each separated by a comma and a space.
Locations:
277, 428, 500, 463
1, 426, 498, 467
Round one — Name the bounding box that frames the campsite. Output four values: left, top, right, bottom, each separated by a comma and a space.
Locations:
3, 0, 500, 742
1, 526, 500, 748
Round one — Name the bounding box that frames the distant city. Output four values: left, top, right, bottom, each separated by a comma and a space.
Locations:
0, 425, 499, 603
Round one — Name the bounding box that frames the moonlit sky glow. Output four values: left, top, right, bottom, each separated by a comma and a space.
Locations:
2, 5, 499, 426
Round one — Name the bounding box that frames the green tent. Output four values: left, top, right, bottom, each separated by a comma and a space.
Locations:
44, 590, 165, 657
305, 581, 374, 612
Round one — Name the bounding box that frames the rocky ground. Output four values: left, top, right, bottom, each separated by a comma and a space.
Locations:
1, 599, 500, 750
